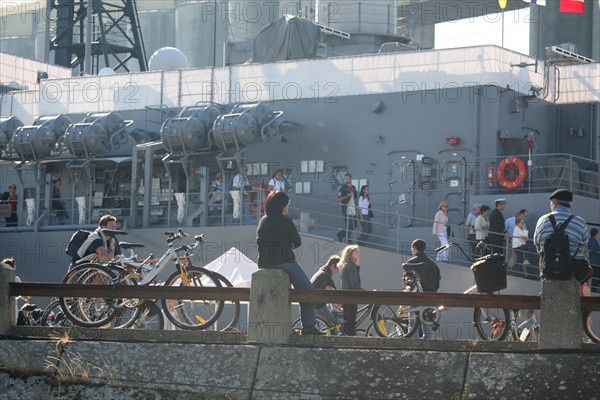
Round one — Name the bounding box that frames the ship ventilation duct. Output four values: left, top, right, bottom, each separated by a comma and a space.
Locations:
64, 112, 133, 158
212, 102, 283, 150
12, 115, 72, 161
160, 105, 222, 153
0, 116, 24, 153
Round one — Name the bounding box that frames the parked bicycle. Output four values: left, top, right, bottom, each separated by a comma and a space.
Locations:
372, 241, 510, 340
59, 229, 224, 330
292, 303, 374, 336
437, 242, 591, 343
107, 238, 239, 331
40, 298, 73, 328
371, 267, 442, 339
453, 242, 595, 342
187, 245, 241, 332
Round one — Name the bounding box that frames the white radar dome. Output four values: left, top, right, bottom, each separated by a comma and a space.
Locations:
98, 67, 115, 75
148, 47, 189, 71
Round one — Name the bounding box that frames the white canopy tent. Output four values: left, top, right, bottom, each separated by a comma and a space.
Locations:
202, 247, 258, 288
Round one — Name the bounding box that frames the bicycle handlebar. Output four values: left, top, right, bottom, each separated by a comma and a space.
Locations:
174, 233, 205, 254
165, 228, 190, 244
434, 242, 477, 261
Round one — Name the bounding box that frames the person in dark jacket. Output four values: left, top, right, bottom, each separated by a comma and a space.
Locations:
52, 178, 68, 224
72, 214, 121, 269
340, 244, 364, 336
404, 239, 441, 293
311, 255, 341, 326
336, 173, 358, 243
488, 198, 507, 259
256, 190, 320, 335
403, 239, 441, 339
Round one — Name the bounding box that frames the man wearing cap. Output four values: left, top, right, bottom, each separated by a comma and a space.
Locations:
533, 188, 589, 267
488, 198, 507, 258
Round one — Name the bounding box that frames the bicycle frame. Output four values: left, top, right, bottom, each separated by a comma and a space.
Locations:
116, 232, 202, 286
304, 303, 374, 335
121, 246, 181, 286
59, 229, 225, 330
334, 304, 373, 330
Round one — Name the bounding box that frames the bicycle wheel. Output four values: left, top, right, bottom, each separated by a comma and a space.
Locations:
371, 304, 417, 338
473, 307, 510, 341
292, 316, 332, 335
208, 271, 240, 331
583, 311, 600, 343
59, 263, 119, 327
124, 301, 164, 330
356, 324, 375, 337
110, 302, 142, 329
519, 326, 539, 342
40, 299, 72, 327
161, 266, 224, 330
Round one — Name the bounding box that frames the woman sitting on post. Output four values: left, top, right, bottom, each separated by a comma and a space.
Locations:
256, 190, 321, 335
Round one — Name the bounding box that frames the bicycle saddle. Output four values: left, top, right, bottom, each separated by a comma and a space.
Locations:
119, 242, 145, 249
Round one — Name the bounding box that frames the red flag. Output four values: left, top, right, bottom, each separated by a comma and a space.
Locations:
559, 0, 584, 13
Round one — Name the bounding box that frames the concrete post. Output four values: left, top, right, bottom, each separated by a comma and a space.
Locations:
0, 263, 16, 334
247, 269, 291, 344
539, 278, 582, 349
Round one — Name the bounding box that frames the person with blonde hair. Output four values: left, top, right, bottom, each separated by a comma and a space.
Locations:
339, 244, 364, 335
432, 201, 450, 262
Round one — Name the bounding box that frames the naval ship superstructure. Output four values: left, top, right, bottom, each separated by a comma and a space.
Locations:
0, 1, 598, 299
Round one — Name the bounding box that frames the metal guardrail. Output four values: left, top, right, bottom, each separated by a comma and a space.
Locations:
9, 282, 600, 312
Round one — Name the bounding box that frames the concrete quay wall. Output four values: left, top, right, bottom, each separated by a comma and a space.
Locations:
1, 335, 599, 400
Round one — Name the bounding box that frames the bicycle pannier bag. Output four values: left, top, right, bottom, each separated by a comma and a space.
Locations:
540, 214, 574, 280
471, 253, 507, 293
65, 230, 91, 259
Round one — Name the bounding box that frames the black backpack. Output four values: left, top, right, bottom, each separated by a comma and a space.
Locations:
65, 230, 91, 260
540, 214, 574, 280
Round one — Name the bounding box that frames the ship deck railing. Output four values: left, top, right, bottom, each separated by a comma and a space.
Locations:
0, 153, 597, 281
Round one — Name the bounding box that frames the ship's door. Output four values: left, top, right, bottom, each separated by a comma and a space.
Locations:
387, 152, 419, 229
388, 151, 468, 230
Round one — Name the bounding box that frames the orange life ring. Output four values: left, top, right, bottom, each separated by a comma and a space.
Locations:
496, 157, 527, 189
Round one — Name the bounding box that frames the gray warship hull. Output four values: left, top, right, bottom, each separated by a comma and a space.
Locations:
0, 2, 598, 335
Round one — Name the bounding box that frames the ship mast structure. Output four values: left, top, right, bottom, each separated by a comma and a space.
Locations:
45, 0, 147, 74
